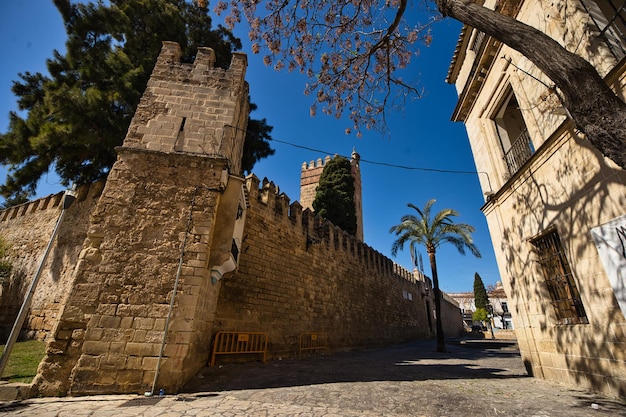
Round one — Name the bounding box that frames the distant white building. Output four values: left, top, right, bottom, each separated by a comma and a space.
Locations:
448, 282, 514, 330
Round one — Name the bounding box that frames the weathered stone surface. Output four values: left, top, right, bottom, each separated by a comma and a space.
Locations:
0, 42, 459, 399
0, 183, 103, 341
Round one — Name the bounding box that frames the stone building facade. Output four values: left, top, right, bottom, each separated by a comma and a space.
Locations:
447, 0, 626, 398
0, 42, 462, 397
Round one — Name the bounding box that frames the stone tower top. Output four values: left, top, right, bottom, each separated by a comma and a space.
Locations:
123, 41, 249, 174
299, 151, 364, 241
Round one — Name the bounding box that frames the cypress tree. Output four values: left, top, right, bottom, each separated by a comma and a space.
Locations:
312, 156, 357, 235
473, 272, 490, 311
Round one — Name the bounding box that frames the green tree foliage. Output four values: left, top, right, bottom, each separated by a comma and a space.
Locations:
472, 307, 489, 323
390, 199, 481, 352
0, 0, 274, 200
312, 156, 357, 235
220, 0, 626, 169
473, 272, 490, 311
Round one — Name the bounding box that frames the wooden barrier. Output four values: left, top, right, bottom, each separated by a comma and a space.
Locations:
210, 331, 268, 366
299, 332, 328, 357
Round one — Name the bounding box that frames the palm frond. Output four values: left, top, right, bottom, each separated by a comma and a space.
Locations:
389, 199, 480, 259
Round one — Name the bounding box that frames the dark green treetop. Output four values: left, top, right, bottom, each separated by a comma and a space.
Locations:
473, 272, 490, 311
0, 0, 274, 202
312, 156, 357, 236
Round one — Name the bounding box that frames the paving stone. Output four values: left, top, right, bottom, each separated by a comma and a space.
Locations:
1, 339, 624, 416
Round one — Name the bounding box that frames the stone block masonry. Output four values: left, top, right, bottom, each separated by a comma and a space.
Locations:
124, 41, 249, 175
0, 183, 104, 342
32, 42, 250, 397
213, 176, 456, 359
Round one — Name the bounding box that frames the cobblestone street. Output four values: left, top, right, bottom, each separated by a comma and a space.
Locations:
1, 339, 625, 416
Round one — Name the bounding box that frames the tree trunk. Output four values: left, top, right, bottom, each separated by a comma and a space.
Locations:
436, 0, 626, 170
428, 250, 446, 353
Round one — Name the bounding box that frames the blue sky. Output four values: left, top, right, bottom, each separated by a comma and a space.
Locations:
0, 2, 501, 293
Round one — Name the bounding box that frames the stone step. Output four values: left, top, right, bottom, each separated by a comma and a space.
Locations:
0, 381, 32, 401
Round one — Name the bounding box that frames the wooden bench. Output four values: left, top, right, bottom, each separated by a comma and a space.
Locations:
299, 332, 328, 357
210, 331, 268, 366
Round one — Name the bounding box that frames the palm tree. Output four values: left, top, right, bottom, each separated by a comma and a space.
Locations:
389, 199, 481, 352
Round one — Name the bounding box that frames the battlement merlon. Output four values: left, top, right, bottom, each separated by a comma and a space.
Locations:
123, 41, 249, 174
149, 41, 248, 84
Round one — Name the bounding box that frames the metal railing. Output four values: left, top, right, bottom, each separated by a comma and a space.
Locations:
299, 332, 328, 357
504, 129, 534, 175
210, 331, 268, 366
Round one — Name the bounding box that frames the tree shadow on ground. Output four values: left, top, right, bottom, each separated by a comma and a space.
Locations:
181, 339, 626, 415
183, 339, 529, 393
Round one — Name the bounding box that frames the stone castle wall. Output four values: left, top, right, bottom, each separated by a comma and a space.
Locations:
213, 175, 446, 359
0, 183, 104, 342
0, 42, 462, 397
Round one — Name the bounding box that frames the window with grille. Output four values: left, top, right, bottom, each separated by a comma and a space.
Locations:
531, 230, 589, 325
492, 88, 535, 175
580, 0, 626, 59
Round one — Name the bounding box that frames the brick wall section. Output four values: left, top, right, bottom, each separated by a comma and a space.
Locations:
213, 175, 460, 358
0, 183, 103, 342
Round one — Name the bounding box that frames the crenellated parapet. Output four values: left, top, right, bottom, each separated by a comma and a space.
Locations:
124, 41, 249, 174
299, 155, 331, 212
245, 174, 419, 286
299, 152, 363, 241
0, 182, 105, 223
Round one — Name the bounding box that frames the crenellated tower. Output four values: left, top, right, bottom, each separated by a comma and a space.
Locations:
299, 149, 363, 241
124, 41, 249, 174
34, 42, 250, 396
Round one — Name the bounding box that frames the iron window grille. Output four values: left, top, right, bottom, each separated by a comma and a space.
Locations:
531, 230, 589, 325
580, 0, 626, 59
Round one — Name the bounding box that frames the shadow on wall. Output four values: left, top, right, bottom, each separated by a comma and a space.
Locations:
0, 183, 103, 343
499, 130, 626, 398
0, 268, 27, 342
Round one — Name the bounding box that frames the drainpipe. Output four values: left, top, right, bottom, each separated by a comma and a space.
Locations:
0, 189, 76, 376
